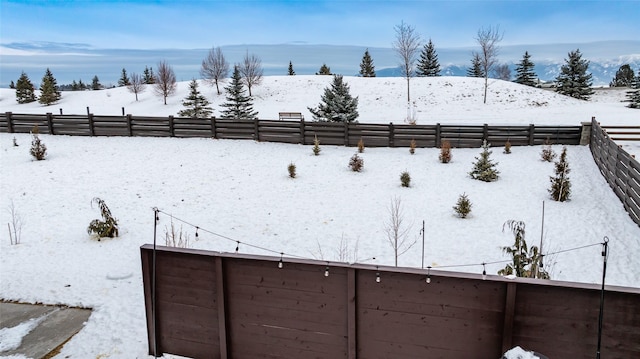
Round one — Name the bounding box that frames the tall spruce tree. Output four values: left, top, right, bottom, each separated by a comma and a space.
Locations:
469, 140, 499, 182
38, 68, 61, 105
178, 79, 213, 118
15, 71, 37, 104
549, 147, 571, 201
118, 68, 130, 86
219, 65, 258, 120
514, 51, 537, 87
467, 53, 484, 77
91, 75, 102, 90
288, 61, 295, 75
626, 69, 640, 108
316, 64, 332, 75
143, 66, 155, 84
9, 80, 15, 89
359, 49, 376, 77
416, 39, 441, 77
610, 64, 635, 87
555, 49, 594, 100
308, 75, 359, 123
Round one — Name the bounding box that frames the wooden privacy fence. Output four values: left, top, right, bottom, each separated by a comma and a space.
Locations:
0, 112, 582, 148
590, 119, 640, 226
141, 245, 640, 359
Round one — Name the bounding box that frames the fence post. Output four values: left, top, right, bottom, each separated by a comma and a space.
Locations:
580, 120, 593, 146
122, 107, 125, 116
347, 268, 357, 359
344, 122, 350, 146
46, 113, 54, 135
88, 113, 95, 136
483, 123, 489, 142
168, 116, 174, 137
86, 106, 90, 116
6, 112, 14, 133
528, 124, 535, 145
59, 108, 63, 115
211, 117, 217, 139
126, 114, 133, 136
254, 119, 259, 141
389, 122, 395, 147
300, 118, 305, 144
436, 123, 441, 148
501, 282, 517, 353
215, 257, 229, 358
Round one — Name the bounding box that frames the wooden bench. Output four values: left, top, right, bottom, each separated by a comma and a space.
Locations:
278, 112, 304, 121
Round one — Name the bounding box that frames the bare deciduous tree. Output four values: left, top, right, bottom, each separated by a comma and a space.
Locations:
200, 47, 229, 95
475, 25, 504, 103
239, 51, 263, 97
494, 63, 511, 81
7, 200, 23, 245
154, 60, 176, 105
393, 21, 422, 103
384, 196, 416, 266
127, 73, 146, 101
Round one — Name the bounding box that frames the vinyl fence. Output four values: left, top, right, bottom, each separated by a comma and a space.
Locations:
0, 112, 582, 148
141, 245, 640, 359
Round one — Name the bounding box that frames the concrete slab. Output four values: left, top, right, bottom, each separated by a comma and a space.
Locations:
0, 301, 92, 359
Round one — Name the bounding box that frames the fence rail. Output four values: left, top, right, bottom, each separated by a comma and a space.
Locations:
141, 245, 640, 359
1, 112, 582, 148
591, 120, 640, 226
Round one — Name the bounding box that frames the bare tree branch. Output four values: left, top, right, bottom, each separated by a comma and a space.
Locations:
384, 196, 415, 266
127, 73, 146, 101
239, 51, 263, 97
154, 60, 176, 105
200, 47, 229, 95
475, 25, 504, 104
393, 21, 422, 103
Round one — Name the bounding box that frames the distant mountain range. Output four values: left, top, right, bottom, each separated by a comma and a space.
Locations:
1, 41, 638, 88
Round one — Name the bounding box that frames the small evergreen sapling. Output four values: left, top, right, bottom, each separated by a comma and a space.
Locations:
312, 135, 321, 156
400, 171, 411, 187
439, 140, 452, 163
357, 138, 365, 153
503, 140, 512, 154
29, 125, 47, 161
540, 137, 556, 162
87, 197, 119, 239
349, 153, 364, 172
469, 140, 499, 182
453, 193, 472, 218
549, 147, 571, 202
288, 162, 297, 178
409, 138, 416, 155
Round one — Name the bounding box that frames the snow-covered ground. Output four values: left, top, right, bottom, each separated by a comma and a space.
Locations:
1, 76, 639, 358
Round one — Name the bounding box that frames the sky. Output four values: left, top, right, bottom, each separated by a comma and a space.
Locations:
1, 0, 639, 50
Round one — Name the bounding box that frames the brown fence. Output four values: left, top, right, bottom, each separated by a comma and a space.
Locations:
590, 119, 640, 226
0, 112, 582, 148
140, 245, 640, 359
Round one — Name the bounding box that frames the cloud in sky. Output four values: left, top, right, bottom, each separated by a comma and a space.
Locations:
1, 0, 638, 49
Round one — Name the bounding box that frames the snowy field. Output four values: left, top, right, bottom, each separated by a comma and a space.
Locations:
1, 76, 639, 358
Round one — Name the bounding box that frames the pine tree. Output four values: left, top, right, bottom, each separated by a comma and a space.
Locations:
288, 61, 295, 75
549, 147, 571, 202
91, 75, 102, 90
15, 71, 37, 104
71, 80, 79, 91
307, 75, 359, 123
143, 66, 155, 84
78, 79, 86, 90
416, 39, 440, 77
609, 64, 635, 87
514, 51, 537, 87
219, 65, 258, 120
469, 140, 499, 182
467, 52, 484, 77
178, 79, 213, 118
555, 49, 594, 100
9, 80, 15, 89
452, 193, 472, 218
359, 49, 376, 77
118, 68, 130, 87
38, 68, 61, 105
626, 69, 640, 109
316, 63, 332, 75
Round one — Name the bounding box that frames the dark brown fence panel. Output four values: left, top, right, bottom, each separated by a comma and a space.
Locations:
440, 125, 485, 148
487, 125, 531, 146
92, 115, 131, 136
130, 116, 172, 137
257, 120, 301, 144
51, 115, 91, 136
347, 123, 391, 147
392, 124, 437, 147
141, 246, 640, 359
304, 121, 348, 146
173, 117, 215, 138
602, 125, 640, 141
214, 119, 255, 140
2, 113, 49, 133
590, 120, 640, 226
532, 125, 582, 145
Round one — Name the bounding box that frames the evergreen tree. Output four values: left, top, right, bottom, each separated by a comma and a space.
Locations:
143, 66, 155, 84
71, 80, 79, 91
78, 79, 86, 90
91, 75, 102, 90
469, 140, 499, 182
416, 39, 440, 77
514, 51, 537, 87
626, 69, 640, 109
178, 79, 213, 118
549, 147, 571, 202
219, 65, 258, 120
555, 49, 594, 100
316, 63, 332, 75
38, 68, 61, 105
9, 80, 15, 89
288, 61, 295, 75
118, 68, 130, 87
610, 64, 635, 87
467, 52, 484, 77
359, 49, 376, 77
15, 71, 37, 104
307, 74, 359, 123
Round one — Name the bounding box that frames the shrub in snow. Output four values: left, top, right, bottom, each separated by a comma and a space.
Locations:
409, 138, 416, 155
439, 140, 451, 163
549, 147, 571, 202
452, 193, 472, 218
498, 220, 548, 279
503, 139, 512, 154
349, 153, 364, 172
357, 137, 365, 153
164, 220, 190, 248
312, 135, 321, 156
288, 162, 297, 178
540, 137, 556, 162
400, 171, 411, 187
87, 197, 119, 239
29, 125, 47, 161
469, 140, 499, 182
13, 137, 18, 147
